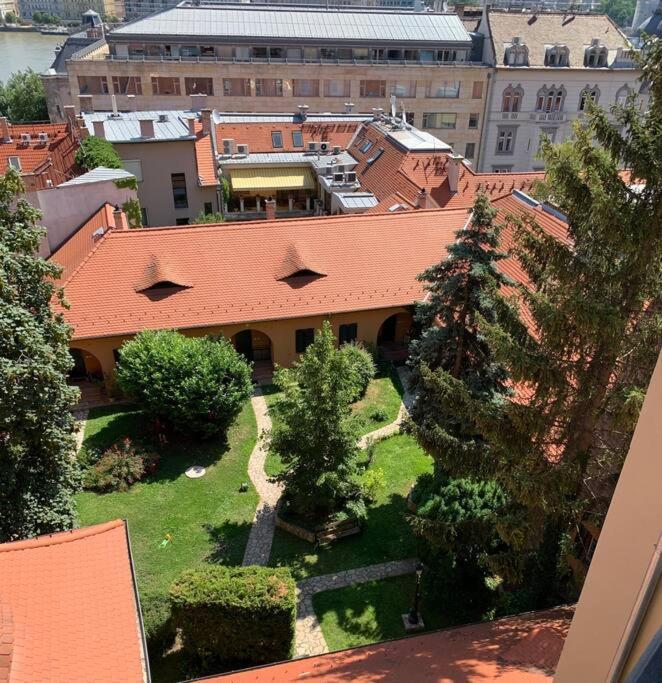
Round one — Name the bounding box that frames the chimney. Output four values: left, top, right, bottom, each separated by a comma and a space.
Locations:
265, 196, 276, 221
139, 118, 154, 138
297, 104, 309, 121
126, 94, 137, 111
0, 117, 10, 143
78, 94, 94, 113
416, 188, 435, 210
92, 120, 105, 138
113, 204, 129, 230
187, 116, 197, 136
190, 93, 207, 111
63, 105, 77, 126
200, 108, 212, 135
76, 114, 89, 139
447, 153, 464, 194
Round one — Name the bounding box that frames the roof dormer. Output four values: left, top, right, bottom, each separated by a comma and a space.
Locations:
135, 254, 191, 293
505, 38, 529, 67
585, 39, 608, 68
545, 44, 569, 67
275, 243, 326, 282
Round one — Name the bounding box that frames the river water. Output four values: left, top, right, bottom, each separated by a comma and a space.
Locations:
0, 31, 64, 83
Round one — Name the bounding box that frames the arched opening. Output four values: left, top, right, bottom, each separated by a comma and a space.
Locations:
231, 330, 273, 384
377, 310, 414, 362
69, 347, 102, 380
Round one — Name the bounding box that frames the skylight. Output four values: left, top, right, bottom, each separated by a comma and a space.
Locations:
359, 139, 374, 154
292, 130, 303, 148
366, 148, 384, 165
271, 131, 283, 148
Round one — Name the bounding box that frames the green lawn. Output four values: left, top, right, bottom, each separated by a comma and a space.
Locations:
313, 574, 448, 652
262, 370, 404, 478
268, 434, 432, 580
76, 401, 258, 642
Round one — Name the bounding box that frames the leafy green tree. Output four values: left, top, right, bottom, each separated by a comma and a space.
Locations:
117, 330, 253, 439
4, 11, 19, 23
269, 321, 364, 519
0, 69, 48, 122
75, 136, 123, 171
340, 342, 376, 401
0, 169, 80, 541
600, 0, 636, 27
448, 39, 662, 583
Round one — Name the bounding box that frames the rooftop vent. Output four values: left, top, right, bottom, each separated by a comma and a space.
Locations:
512, 36, 522, 45
332, 145, 341, 155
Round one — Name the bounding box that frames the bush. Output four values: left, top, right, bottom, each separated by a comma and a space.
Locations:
141, 592, 175, 653
83, 437, 158, 492
117, 330, 252, 438
370, 407, 389, 422
75, 135, 123, 171
361, 467, 386, 502
170, 565, 296, 668
340, 342, 376, 401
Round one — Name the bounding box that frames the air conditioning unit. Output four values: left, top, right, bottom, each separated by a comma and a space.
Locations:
158, 113, 169, 123
38, 132, 49, 143
236, 143, 249, 156
20, 133, 31, 144
320, 141, 330, 153
221, 138, 235, 156
344, 171, 357, 183
335, 164, 345, 174
332, 145, 341, 155
307, 141, 319, 152
325, 162, 335, 176
333, 172, 345, 183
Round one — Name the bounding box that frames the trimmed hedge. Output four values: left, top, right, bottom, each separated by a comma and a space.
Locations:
170, 565, 296, 667
341, 342, 376, 401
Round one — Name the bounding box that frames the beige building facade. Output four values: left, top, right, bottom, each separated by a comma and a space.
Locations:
17, 0, 123, 21
0, 0, 17, 19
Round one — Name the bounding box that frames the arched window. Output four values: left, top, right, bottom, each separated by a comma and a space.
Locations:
615, 85, 632, 106
545, 45, 569, 67
501, 84, 524, 112
505, 42, 528, 67
536, 85, 566, 113
578, 85, 600, 111
585, 43, 609, 68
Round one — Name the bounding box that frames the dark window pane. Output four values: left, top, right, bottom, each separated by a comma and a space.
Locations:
339, 323, 358, 344
171, 173, 188, 208
295, 328, 314, 353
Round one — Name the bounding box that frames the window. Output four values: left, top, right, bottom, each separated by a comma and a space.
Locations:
295, 328, 315, 354
184, 77, 213, 95
112, 76, 142, 95
122, 159, 143, 182
426, 81, 460, 98
496, 127, 516, 154
579, 85, 600, 111
390, 81, 416, 98
339, 323, 358, 344
223, 78, 250, 97
255, 79, 283, 97
171, 173, 188, 209
360, 80, 386, 98
472, 81, 483, 99
175, 218, 189, 225
140, 207, 148, 226
252, 46, 268, 59
615, 85, 631, 106
180, 46, 199, 58
468, 113, 479, 129
324, 79, 350, 97
77, 76, 108, 95
366, 148, 384, 165
437, 49, 458, 62
269, 47, 284, 60
292, 130, 304, 148
505, 42, 529, 66
501, 84, 523, 112
200, 45, 215, 57
422, 112, 457, 129
538, 128, 557, 152
292, 79, 319, 97
204, 202, 213, 214
585, 43, 608, 67
535, 86, 565, 112
465, 142, 475, 159
545, 45, 569, 67
271, 131, 283, 148
151, 76, 180, 95
358, 139, 374, 154
492, 166, 513, 173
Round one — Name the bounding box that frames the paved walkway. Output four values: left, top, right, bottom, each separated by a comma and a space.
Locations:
72, 408, 88, 455
242, 390, 284, 566
295, 558, 417, 658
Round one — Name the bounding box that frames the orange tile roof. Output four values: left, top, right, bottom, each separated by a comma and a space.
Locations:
59, 208, 470, 340
0, 520, 147, 683
0, 122, 80, 190
352, 123, 545, 212
216, 121, 362, 153
202, 606, 574, 683
194, 122, 217, 187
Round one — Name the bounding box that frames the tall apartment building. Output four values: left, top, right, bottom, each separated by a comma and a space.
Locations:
476, 10, 642, 172
42, 3, 489, 153
18, 0, 124, 21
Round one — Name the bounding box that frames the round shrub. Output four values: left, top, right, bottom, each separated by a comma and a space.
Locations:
340, 342, 376, 401
117, 330, 252, 438
83, 437, 158, 492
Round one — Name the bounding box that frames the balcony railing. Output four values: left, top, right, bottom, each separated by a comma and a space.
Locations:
500, 111, 567, 122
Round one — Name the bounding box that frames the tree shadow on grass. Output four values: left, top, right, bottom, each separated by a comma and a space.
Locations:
203, 519, 254, 565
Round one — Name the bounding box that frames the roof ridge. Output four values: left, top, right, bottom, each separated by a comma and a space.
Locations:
0, 520, 125, 553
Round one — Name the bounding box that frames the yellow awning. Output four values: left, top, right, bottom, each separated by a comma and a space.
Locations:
229, 166, 315, 192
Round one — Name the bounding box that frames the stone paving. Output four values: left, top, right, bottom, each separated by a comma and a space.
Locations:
242, 390, 284, 566
295, 558, 418, 658
72, 408, 89, 455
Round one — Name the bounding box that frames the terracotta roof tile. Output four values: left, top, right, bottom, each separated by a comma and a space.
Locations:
203, 606, 574, 682
194, 123, 217, 187
0, 520, 147, 683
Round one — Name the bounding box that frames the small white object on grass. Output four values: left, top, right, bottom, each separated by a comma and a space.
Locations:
185, 465, 206, 479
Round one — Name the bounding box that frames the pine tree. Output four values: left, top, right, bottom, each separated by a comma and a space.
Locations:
0, 169, 80, 541
451, 39, 662, 583
408, 192, 511, 478
269, 321, 364, 520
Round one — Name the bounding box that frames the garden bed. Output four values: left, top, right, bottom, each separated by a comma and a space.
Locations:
274, 500, 361, 545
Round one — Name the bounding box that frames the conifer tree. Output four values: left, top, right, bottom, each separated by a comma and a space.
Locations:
0, 169, 80, 541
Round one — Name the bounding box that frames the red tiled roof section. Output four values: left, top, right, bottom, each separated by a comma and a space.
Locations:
49, 203, 125, 284
0, 520, 147, 683
194, 121, 217, 186
204, 606, 574, 683
60, 208, 469, 340
0, 121, 79, 190
216, 121, 362, 153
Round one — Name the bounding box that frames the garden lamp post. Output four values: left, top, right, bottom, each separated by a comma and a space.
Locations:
408, 561, 425, 625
